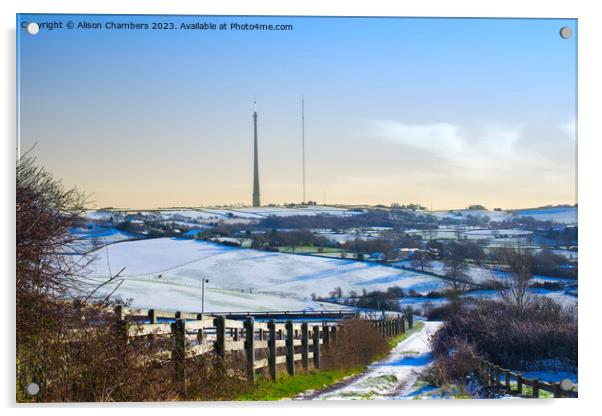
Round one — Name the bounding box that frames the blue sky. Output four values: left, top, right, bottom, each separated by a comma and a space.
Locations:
17, 15, 577, 209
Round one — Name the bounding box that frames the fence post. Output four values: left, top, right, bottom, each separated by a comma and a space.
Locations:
331, 326, 337, 345
148, 309, 157, 324
214, 315, 226, 358
517, 374, 523, 396
312, 325, 321, 369
407, 308, 414, 329
401, 317, 406, 333
145, 309, 157, 349
244, 317, 255, 384
286, 321, 295, 377
532, 379, 539, 398
322, 323, 330, 349
301, 322, 309, 371
495, 366, 501, 387
504, 370, 510, 390
171, 318, 186, 396
268, 320, 277, 381
233, 326, 239, 341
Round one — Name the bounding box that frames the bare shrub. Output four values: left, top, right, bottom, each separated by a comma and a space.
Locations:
421, 338, 481, 387
430, 297, 577, 372
322, 319, 389, 370
425, 303, 456, 321
17, 303, 252, 402
178, 354, 249, 401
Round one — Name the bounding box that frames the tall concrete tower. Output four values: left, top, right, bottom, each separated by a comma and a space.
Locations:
252, 109, 261, 207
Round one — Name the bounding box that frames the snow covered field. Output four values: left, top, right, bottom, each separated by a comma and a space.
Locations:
86, 205, 361, 224
397, 260, 496, 284
399, 260, 575, 285
67, 226, 138, 254
463, 228, 532, 239
430, 209, 512, 222
79, 238, 576, 312
82, 238, 446, 312
430, 207, 577, 225
318, 232, 375, 244
394, 260, 577, 310
513, 207, 577, 224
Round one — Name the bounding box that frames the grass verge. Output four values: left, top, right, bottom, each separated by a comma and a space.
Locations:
388, 321, 425, 349
237, 319, 426, 401
237, 368, 363, 401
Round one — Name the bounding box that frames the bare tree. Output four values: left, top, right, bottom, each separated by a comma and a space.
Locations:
443, 243, 472, 293
494, 246, 534, 317
412, 250, 432, 271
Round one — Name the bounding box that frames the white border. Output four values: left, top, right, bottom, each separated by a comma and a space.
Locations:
2, 1, 601, 415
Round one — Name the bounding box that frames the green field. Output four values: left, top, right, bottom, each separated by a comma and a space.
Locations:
278, 245, 342, 254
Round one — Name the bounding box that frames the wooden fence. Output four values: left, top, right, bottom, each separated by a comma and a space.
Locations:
480, 360, 577, 398
115, 306, 358, 322
114, 306, 411, 387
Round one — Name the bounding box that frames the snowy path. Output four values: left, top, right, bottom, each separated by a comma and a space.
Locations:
313, 321, 442, 400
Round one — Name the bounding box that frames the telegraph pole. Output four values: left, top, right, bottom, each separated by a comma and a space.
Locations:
302, 96, 306, 203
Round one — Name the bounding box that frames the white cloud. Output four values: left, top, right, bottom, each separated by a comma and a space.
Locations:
369, 121, 465, 153
366, 119, 526, 173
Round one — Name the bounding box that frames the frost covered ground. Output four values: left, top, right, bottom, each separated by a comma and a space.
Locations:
82, 238, 446, 312
314, 321, 442, 400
